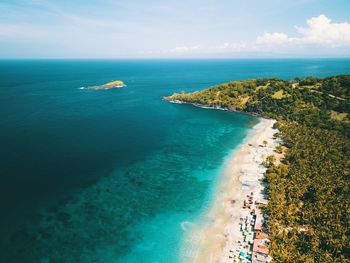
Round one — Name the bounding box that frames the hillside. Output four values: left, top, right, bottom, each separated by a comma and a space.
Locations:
166, 75, 350, 262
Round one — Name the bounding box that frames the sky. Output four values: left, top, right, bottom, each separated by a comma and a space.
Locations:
0, 0, 350, 58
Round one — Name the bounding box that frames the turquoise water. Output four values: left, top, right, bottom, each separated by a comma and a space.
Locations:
0, 59, 349, 262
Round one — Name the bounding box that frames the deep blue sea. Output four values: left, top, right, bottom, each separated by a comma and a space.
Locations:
0, 59, 349, 263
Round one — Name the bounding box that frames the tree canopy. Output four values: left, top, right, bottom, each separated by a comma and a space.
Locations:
166, 75, 350, 262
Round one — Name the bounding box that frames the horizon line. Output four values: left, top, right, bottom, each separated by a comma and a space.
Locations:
1, 57, 350, 60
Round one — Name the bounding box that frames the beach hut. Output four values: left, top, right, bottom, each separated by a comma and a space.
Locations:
252, 252, 268, 263
253, 239, 269, 255
254, 214, 263, 231
256, 232, 269, 239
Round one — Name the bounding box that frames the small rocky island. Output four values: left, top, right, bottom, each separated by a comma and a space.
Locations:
82, 80, 126, 90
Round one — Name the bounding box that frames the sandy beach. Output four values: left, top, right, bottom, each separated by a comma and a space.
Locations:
181, 118, 280, 263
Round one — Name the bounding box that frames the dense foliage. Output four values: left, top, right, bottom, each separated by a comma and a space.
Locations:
166, 75, 350, 262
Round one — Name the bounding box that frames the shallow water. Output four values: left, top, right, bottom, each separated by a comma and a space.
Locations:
0, 59, 349, 262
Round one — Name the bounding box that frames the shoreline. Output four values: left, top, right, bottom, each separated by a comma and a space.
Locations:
181, 117, 280, 263
164, 98, 262, 118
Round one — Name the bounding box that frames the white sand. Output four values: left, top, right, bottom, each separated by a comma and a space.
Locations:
180, 118, 280, 263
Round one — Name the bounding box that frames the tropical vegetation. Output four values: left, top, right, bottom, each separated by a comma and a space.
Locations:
166, 75, 350, 262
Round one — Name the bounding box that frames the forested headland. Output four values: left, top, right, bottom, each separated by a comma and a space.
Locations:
165, 75, 350, 262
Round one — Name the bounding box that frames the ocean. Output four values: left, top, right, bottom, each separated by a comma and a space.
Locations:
0, 59, 349, 262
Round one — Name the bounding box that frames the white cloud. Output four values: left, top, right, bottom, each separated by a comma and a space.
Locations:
171, 43, 248, 54
256, 14, 350, 48
173, 46, 200, 53
296, 15, 350, 47
0, 23, 54, 39
141, 15, 350, 57
256, 32, 290, 44
139, 42, 253, 57
0, 24, 23, 37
